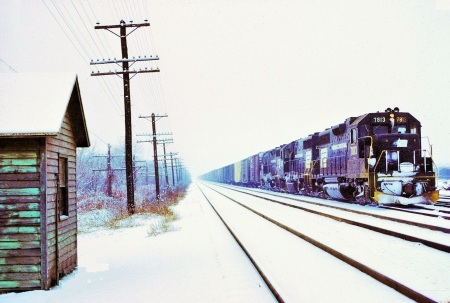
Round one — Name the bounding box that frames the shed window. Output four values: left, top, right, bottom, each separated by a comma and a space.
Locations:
59, 157, 69, 217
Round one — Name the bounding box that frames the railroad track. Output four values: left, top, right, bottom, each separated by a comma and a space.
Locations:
197, 181, 450, 302
436, 193, 450, 207
382, 204, 450, 218
217, 183, 450, 232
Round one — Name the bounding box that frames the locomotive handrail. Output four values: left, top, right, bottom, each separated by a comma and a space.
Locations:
372, 149, 387, 193
421, 136, 433, 157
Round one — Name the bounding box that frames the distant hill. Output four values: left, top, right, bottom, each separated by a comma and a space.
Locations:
439, 166, 450, 180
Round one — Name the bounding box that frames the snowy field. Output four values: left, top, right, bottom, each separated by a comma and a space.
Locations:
2, 182, 450, 302
438, 179, 450, 199
1, 184, 276, 303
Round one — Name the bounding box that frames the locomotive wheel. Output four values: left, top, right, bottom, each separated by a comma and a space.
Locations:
354, 184, 372, 206
356, 196, 370, 206
293, 181, 299, 193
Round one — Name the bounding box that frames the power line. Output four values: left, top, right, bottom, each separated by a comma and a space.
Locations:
40, 0, 177, 172
92, 20, 160, 214
0, 58, 18, 72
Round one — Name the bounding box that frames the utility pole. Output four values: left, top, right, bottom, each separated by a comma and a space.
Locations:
160, 140, 174, 187
91, 20, 159, 214
168, 152, 178, 186
93, 144, 124, 196
151, 114, 159, 199
154, 142, 174, 186
176, 158, 185, 182
137, 114, 169, 199
133, 159, 147, 189
105, 144, 113, 196
162, 152, 178, 186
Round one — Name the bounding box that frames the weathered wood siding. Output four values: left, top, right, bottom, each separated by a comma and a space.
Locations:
45, 112, 78, 289
0, 138, 42, 291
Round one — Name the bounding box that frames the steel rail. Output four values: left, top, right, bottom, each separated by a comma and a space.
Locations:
196, 183, 285, 303
200, 182, 436, 303
217, 183, 450, 234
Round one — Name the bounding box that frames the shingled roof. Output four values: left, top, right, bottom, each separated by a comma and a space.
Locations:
0, 73, 90, 147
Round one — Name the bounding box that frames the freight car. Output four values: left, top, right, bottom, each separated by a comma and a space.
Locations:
201, 108, 439, 205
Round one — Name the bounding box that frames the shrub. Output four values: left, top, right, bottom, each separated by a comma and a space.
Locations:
78, 183, 189, 233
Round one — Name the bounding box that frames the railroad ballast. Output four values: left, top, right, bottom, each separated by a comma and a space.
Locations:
201, 108, 439, 205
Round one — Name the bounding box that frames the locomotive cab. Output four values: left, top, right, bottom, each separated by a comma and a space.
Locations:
356, 109, 439, 205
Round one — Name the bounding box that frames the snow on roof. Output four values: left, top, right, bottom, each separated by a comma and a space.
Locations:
0, 73, 78, 136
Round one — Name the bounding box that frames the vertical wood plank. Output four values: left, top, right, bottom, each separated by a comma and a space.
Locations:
40, 138, 47, 290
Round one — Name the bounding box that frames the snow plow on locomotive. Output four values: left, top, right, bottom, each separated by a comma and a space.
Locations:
201, 108, 439, 205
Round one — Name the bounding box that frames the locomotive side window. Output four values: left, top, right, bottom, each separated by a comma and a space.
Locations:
351, 129, 357, 144
305, 150, 312, 169
358, 138, 372, 158
320, 148, 328, 168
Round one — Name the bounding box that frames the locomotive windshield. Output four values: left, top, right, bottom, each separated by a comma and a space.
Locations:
373, 123, 410, 134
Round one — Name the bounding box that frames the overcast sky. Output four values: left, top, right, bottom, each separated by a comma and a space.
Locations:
1, 0, 450, 176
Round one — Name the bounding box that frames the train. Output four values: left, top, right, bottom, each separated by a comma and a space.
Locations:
200, 108, 439, 205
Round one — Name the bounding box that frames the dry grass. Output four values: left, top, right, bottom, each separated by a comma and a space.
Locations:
78, 184, 189, 233
147, 211, 180, 237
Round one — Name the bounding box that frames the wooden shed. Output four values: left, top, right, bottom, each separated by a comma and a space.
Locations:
0, 73, 90, 292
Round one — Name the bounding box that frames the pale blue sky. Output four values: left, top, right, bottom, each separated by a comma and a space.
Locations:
1, 0, 450, 176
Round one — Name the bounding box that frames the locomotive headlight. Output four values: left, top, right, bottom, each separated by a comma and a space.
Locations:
389, 113, 395, 126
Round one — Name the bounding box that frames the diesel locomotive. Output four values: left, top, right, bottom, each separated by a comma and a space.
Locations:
201, 108, 439, 205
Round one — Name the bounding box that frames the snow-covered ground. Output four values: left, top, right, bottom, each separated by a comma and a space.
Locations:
201, 182, 450, 302
438, 179, 450, 193
3, 182, 450, 303
1, 185, 276, 303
